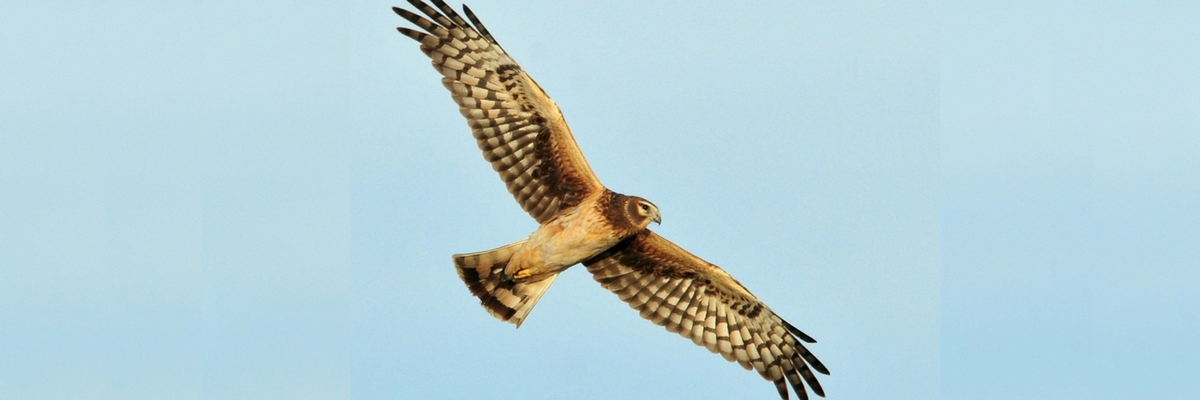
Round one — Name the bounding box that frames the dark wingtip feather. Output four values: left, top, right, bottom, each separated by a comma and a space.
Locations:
393, 8, 423, 27
462, 4, 500, 45
393, 6, 414, 19
788, 372, 809, 400
430, 0, 471, 28
782, 318, 817, 343
408, 0, 456, 29
809, 354, 830, 375
774, 378, 790, 400
396, 27, 429, 42
803, 368, 824, 397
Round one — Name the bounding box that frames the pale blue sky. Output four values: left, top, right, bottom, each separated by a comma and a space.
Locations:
1, 1, 1196, 399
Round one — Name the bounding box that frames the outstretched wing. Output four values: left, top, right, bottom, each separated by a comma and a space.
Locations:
394, 0, 604, 223
584, 231, 829, 400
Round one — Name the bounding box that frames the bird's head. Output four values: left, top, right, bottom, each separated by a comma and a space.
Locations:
626, 196, 662, 229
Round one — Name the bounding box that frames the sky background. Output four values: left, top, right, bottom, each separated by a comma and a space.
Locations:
1, 1, 1196, 399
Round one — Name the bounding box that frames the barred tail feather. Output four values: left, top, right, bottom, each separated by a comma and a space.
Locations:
453, 240, 558, 328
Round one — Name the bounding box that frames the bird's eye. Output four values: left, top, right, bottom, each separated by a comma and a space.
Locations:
639, 203, 649, 211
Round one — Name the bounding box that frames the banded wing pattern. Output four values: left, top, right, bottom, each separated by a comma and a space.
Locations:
396, 2, 829, 399
394, 0, 603, 223
585, 231, 829, 400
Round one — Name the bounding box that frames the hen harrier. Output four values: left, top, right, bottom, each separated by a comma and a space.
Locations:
394, 1, 829, 398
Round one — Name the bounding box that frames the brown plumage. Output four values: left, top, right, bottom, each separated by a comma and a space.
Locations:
395, 1, 828, 399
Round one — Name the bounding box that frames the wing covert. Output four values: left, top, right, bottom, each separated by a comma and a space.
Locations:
394, 0, 604, 223
584, 231, 829, 400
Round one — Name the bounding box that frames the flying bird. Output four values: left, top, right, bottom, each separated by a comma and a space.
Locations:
393, 1, 829, 398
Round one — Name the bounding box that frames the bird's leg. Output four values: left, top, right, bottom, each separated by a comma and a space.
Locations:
498, 266, 533, 286
501, 262, 546, 285
511, 267, 535, 281
502, 248, 557, 284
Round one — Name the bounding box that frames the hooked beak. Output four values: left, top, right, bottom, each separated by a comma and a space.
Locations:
652, 210, 662, 225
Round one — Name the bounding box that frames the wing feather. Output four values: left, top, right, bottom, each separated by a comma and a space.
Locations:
395, 0, 604, 223
584, 231, 829, 400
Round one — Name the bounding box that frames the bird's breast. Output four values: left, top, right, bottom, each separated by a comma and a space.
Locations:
519, 203, 623, 273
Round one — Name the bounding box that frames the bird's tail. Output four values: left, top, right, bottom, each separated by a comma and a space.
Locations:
453, 240, 558, 328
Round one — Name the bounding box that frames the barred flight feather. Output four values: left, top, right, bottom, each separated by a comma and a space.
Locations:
585, 231, 828, 399
397, 2, 826, 399
394, 0, 603, 224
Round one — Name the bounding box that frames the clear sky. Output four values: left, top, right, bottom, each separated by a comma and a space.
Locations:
0, 1, 1196, 399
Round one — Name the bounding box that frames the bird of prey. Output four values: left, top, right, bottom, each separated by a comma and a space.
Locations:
393, 1, 829, 398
